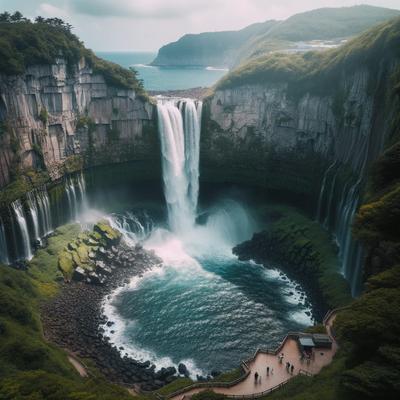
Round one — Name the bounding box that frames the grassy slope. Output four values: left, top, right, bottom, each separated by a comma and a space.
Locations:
216, 16, 400, 92
0, 224, 133, 400
236, 5, 400, 64
152, 5, 399, 68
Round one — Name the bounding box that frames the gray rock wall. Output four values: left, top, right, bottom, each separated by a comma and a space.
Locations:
0, 58, 158, 189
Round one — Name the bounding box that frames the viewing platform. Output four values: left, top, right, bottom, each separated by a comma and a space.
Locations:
164, 311, 338, 400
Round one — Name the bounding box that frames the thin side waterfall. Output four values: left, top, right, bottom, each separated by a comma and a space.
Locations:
323, 169, 339, 229
35, 188, 52, 236
65, 173, 88, 222
65, 177, 78, 221
27, 191, 40, 241
157, 98, 202, 233
0, 218, 9, 264
69, 178, 78, 220
77, 172, 88, 213
108, 211, 154, 246
317, 162, 363, 295
41, 189, 53, 235
316, 161, 337, 222
11, 200, 33, 260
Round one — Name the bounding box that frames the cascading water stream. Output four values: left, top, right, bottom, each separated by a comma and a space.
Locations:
64, 174, 88, 222
108, 211, 154, 247
77, 173, 88, 214
316, 161, 337, 222
27, 191, 40, 242
40, 189, 53, 235
316, 163, 364, 295
0, 218, 9, 264
11, 200, 33, 260
157, 97, 202, 233
69, 178, 78, 220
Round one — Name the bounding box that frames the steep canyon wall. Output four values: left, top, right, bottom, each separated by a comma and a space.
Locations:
202, 62, 399, 293
0, 57, 158, 190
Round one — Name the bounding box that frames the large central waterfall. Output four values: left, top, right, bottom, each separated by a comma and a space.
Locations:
157, 98, 202, 233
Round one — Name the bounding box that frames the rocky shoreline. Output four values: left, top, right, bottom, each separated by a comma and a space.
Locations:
233, 230, 328, 321
41, 238, 182, 391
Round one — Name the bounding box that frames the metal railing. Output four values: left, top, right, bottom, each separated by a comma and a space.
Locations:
225, 378, 292, 399
164, 364, 250, 399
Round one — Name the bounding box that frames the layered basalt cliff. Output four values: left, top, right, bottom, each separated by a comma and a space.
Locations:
0, 58, 158, 190
201, 18, 400, 294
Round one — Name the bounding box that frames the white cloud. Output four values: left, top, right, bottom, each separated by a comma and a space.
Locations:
0, 0, 399, 50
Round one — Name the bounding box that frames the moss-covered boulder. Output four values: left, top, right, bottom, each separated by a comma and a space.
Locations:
57, 221, 121, 282
94, 221, 122, 244
58, 250, 74, 278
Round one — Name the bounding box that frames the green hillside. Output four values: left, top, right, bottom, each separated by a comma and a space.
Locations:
151, 5, 400, 69
216, 16, 400, 92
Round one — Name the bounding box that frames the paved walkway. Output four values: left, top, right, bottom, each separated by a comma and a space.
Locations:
170, 312, 338, 399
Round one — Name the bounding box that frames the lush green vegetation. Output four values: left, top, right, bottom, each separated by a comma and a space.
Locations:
259, 204, 352, 310
191, 391, 227, 400
0, 170, 49, 208
216, 16, 400, 93
153, 5, 399, 68
0, 224, 134, 399
0, 12, 147, 98
155, 377, 193, 396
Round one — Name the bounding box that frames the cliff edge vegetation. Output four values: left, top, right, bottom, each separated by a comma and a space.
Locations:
215, 16, 400, 93
0, 12, 146, 96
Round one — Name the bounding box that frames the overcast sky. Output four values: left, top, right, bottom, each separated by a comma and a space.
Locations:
0, 0, 399, 51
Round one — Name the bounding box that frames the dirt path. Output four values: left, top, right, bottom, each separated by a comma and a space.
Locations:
68, 355, 88, 378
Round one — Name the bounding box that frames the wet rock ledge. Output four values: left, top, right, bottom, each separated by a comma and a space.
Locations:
41, 221, 181, 391
234, 229, 329, 321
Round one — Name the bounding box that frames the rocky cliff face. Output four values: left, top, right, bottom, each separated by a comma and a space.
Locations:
202, 63, 398, 294
0, 58, 158, 189
202, 67, 394, 197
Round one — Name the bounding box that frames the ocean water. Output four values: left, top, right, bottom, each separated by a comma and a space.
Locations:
96, 51, 228, 91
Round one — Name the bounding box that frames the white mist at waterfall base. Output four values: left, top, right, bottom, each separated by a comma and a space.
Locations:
101, 199, 313, 376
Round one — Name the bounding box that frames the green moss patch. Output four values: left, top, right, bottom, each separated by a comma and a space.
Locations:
261, 204, 352, 310
0, 170, 49, 207
57, 221, 121, 280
